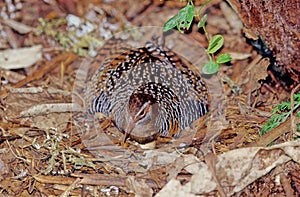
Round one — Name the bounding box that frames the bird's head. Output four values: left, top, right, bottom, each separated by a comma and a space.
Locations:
123, 93, 159, 143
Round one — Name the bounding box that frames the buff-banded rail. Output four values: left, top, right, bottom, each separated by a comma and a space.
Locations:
87, 39, 208, 143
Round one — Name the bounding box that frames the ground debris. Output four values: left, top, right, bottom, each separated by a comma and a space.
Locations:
0, 0, 299, 196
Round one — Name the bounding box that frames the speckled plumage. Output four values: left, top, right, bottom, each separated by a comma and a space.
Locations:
87, 40, 208, 142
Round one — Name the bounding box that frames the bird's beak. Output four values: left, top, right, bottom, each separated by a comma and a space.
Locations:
123, 117, 136, 143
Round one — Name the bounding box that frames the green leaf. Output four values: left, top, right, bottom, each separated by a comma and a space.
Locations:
207, 35, 224, 54
197, 14, 207, 28
163, 2, 194, 32
202, 60, 220, 74
163, 14, 178, 32
177, 2, 194, 32
216, 53, 232, 64
294, 93, 300, 101
260, 94, 300, 136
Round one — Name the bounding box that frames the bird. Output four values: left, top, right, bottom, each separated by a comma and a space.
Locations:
86, 38, 208, 144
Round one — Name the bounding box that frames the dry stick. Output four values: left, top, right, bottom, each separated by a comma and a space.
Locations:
205, 153, 226, 197
279, 170, 296, 197
60, 178, 81, 197
71, 173, 161, 189
35, 173, 161, 190
290, 84, 300, 139
247, 118, 292, 147
35, 174, 160, 196
248, 85, 300, 147
34, 174, 76, 185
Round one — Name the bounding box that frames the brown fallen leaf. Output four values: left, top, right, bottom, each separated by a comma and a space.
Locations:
239, 56, 269, 93
157, 140, 300, 195
125, 176, 154, 197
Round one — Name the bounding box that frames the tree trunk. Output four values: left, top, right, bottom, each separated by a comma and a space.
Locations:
227, 0, 300, 85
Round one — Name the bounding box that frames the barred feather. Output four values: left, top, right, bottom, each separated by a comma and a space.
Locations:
86, 40, 208, 138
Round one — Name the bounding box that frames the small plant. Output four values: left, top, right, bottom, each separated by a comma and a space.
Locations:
261, 93, 300, 136
163, 0, 231, 74
32, 128, 95, 175
36, 16, 104, 57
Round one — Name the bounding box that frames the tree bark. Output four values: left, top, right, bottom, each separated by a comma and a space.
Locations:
227, 0, 300, 85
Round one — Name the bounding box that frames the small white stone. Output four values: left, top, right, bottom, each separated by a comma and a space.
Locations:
66, 14, 82, 28
15, 2, 22, 10
8, 4, 15, 13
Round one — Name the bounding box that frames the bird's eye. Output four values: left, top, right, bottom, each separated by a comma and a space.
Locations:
134, 101, 151, 121
137, 108, 147, 118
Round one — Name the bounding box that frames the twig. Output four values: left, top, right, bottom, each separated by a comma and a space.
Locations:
290, 84, 300, 139
6, 139, 30, 163
205, 152, 226, 197
246, 118, 292, 147
60, 178, 81, 197
71, 173, 161, 189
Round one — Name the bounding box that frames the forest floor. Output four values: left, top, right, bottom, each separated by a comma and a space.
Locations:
0, 0, 299, 196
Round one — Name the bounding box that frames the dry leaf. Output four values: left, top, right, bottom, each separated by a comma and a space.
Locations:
0, 156, 9, 181
0, 45, 42, 69
155, 179, 196, 197
238, 56, 269, 93
228, 52, 252, 60
156, 140, 300, 196
125, 176, 153, 197
6, 87, 72, 116
5, 87, 73, 131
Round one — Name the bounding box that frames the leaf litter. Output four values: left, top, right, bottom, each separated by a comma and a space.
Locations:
0, 0, 299, 196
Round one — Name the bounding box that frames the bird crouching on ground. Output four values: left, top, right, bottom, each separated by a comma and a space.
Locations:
87, 39, 209, 144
